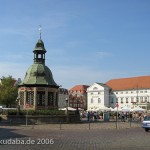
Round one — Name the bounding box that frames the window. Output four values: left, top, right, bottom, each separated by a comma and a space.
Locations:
136, 97, 139, 103
126, 98, 128, 103
140, 97, 144, 103
126, 91, 128, 94
116, 98, 118, 102
26, 91, 34, 105
145, 97, 148, 102
48, 92, 54, 106
131, 97, 134, 103
121, 98, 123, 103
37, 91, 45, 106
20, 92, 24, 106
91, 99, 93, 103
91, 93, 93, 95
98, 98, 101, 103
144, 91, 147, 93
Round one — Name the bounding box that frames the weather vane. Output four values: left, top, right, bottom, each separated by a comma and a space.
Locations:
39, 25, 42, 39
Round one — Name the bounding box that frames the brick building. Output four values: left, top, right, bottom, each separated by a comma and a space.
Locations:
69, 85, 89, 110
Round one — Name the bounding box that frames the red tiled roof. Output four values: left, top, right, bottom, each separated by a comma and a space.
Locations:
106, 76, 150, 91
69, 85, 89, 91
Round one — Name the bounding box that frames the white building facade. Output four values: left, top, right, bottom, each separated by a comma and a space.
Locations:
87, 83, 110, 111
110, 89, 150, 110
87, 76, 150, 111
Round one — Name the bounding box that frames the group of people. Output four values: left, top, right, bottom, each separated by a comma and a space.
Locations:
87, 111, 98, 122
80, 110, 147, 122
118, 111, 147, 122
80, 111, 98, 122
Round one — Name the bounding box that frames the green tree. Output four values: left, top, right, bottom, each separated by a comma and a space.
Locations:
0, 76, 18, 107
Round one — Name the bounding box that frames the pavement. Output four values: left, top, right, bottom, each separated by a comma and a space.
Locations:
0, 121, 149, 150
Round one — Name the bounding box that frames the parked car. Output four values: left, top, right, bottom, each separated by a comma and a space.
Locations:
142, 115, 150, 132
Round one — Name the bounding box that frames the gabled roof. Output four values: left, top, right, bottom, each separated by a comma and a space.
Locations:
69, 85, 89, 91
87, 82, 110, 91
59, 88, 69, 94
96, 82, 111, 89
106, 76, 150, 91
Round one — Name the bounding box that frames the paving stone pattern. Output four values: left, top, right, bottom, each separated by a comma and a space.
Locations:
0, 122, 149, 150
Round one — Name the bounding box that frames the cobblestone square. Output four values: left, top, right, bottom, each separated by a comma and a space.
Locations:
0, 122, 150, 150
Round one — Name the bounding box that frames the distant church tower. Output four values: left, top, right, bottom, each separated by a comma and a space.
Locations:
18, 31, 59, 110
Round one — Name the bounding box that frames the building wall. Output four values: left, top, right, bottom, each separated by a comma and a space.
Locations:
69, 85, 89, 110
110, 89, 150, 109
18, 86, 58, 110
69, 93, 87, 110
87, 82, 150, 111
87, 83, 110, 110
58, 88, 69, 108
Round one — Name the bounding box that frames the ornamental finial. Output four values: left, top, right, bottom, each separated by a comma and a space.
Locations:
38, 25, 42, 39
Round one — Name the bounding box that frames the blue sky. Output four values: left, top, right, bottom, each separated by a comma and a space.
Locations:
0, 0, 150, 89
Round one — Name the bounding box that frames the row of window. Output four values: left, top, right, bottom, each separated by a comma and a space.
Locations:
69, 100, 84, 104
69, 90, 85, 94
115, 90, 148, 94
90, 97, 149, 104
19, 91, 57, 106
114, 97, 149, 103
90, 92, 103, 95
70, 104, 83, 108
89, 91, 148, 95
90, 98, 101, 103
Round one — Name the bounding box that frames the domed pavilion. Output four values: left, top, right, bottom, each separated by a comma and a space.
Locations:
18, 37, 59, 110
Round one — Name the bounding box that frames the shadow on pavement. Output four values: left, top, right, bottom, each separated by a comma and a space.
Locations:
0, 127, 28, 146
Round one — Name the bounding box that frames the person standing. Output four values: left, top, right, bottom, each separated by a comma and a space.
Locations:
94, 111, 97, 121
87, 111, 91, 122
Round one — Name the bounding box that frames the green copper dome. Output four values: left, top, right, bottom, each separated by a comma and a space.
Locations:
19, 38, 59, 87
34, 39, 46, 52
20, 64, 58, 86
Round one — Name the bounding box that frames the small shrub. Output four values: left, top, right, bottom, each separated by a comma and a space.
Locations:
6, 109, 65, 116
37, 109, 65, 115
7, 110, 17, 115
19, 110, 26, 115
28, 110, 36, 115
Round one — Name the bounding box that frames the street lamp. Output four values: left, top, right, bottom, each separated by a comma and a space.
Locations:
116, 101, 119, 129
65, 98, 68, 108
65, 98, 69, 123
76, 96, 80, 114
146, 95, 150, 111
16, 97, 20, 115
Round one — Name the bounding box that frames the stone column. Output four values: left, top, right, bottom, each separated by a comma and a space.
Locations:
24, 88, 27, 109
54, 90, 58, 107
34, 87, 37, 110
45, 87, 48, 109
